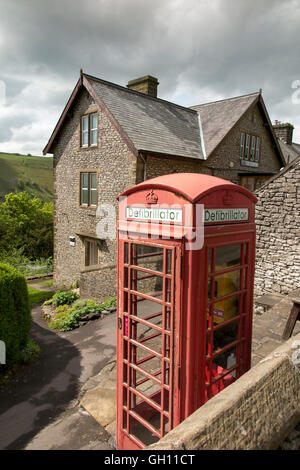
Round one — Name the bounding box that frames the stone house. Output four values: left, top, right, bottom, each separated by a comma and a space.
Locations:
43, 72, 285, 300
254, 155, 300, 296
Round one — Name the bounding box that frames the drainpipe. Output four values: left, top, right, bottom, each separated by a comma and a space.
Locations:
139, 152, 147, 181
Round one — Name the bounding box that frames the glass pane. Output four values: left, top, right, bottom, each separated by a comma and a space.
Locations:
132, 322, 162, 355
91, 129, 97, 145
213, 346, 237, 374
124, 243, 129, 264
131, 270, 163, 298
240, 132, 245, 157
90, 188, 97, 205
81, 172, 88, 189
91, 113, 98, 129
215, 245, 241, 271
213, 321, 239, 353
90, 172, 97, 189
245, 134, 250, 159
89, 242, 98, 265
214, 270, 240, 299
129, 413, 160, 447
212, 295, 239, 324
247, 178, 255, 192
250, 136, 256, 161
131, 295, 163, 329
131, 366, 162, 405
81, 188, 88, 205
166, 250, 172, 274
255, 137, 260, 162
131, 244, 164, 273
82, 115, 88, 131
82, 130, 88, 146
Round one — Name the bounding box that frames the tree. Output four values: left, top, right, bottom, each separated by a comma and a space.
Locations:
0, 192, 53, 259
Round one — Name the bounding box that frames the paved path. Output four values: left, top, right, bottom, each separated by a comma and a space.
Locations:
0, 305, 117, 450
252, 289, 300, 366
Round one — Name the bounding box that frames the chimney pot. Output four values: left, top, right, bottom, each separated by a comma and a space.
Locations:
273, 122, 294, 145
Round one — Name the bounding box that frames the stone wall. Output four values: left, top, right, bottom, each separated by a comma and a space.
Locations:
254, 157, 300, 295
201, 102, 282, 183
52, 88, 136, 295
148, 333, 300, 450
80, 263, 117, 303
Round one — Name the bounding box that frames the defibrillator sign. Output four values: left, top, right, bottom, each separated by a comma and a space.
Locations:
126, 206, 182, 223
204, 208, 248, 223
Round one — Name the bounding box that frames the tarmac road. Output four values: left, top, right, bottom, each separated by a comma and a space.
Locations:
0, 304, 117, 450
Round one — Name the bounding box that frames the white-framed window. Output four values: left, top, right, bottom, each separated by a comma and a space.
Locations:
250, 135, 256, 161
80, 171, 97, 206
90, 113, 98, 146
244, 134, 250, 160
81, 115, 89, 147
240, 132, 245, 158
81, 112, 98, 147
255, 137, 260, 162
240, 132, 261, 163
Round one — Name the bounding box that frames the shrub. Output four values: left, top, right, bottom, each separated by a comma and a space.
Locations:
47, 296, 116, 332
0, 263, 31, 366
52, 290, 79, 307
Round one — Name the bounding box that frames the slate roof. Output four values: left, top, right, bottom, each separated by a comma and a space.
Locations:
84, 74, 204, 160
43, 73, 284, 167
278, 139, 300, 164
190, 92, 260, 157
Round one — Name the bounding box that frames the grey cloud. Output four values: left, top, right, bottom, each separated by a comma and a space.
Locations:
0, 0, 300, 153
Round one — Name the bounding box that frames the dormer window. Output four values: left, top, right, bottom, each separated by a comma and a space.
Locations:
81, 112, 98, 147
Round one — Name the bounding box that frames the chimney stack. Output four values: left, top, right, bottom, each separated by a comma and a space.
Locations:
127, 75, 159, 98
273, 121, 294, 145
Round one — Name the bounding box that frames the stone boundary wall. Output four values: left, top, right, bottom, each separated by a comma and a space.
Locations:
148, 333, 300, 450
254, 156, 300, 296
80, 263, 117, 303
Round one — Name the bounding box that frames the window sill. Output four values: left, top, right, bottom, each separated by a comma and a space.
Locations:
240, 160, 259, 168
79, 204, 97, 210
81, 264, 101, 273
80, 145, 99, 150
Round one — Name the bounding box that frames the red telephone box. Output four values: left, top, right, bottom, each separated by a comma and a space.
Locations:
116, 173, 257, 450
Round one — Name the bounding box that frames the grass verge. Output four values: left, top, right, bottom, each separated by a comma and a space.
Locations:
28, 285, 54, 308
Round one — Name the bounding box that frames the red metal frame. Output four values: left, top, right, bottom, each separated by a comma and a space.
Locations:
116, 173, 257, 450
116, 237, 182, 450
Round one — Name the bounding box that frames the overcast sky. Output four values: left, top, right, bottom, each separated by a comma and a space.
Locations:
0, 0, 300, 155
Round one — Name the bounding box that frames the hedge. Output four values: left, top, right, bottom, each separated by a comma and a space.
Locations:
0, 263, 31, 366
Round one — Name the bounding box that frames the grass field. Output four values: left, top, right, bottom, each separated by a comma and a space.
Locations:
0, 152, 53, 202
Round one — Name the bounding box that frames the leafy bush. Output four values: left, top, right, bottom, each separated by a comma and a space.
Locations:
20, 338, 40, 364
47, 296, 117, 332
0, 191, 53, 259
52, 290, 79, 307
0, 263, 31, 366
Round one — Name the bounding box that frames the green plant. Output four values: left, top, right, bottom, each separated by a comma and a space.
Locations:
0, 192, 53, 259
47, 296, 116, 332
19, 338, 40, 364
102, 296, 117, 309
48, 305, 71, 330
0, 263, 31, 366
51, 290, 79, 307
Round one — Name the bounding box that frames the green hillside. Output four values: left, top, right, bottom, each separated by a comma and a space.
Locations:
0, 152, 53, 202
